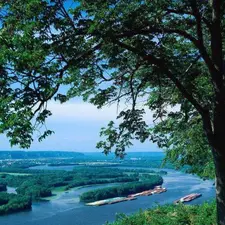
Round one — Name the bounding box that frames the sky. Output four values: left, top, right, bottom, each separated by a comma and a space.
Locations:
0, 99, 162, 153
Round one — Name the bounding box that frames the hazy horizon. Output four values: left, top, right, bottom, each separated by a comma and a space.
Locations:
0, 149, 163, 153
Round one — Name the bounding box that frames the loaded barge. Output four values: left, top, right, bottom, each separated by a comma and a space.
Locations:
86, 197, 136, 206
128, 186, 167, 198
174, 193, 202, 204
86, 186, 167, 206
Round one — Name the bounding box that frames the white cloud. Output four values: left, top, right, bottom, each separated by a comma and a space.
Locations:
48, 101, 119, 121
47, 101, 155, 124
47, 100, 180, 125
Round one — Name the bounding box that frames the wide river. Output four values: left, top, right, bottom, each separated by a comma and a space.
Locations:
0, 166, 215, 225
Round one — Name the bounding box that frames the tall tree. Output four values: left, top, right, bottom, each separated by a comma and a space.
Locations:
0, 0, 225, 223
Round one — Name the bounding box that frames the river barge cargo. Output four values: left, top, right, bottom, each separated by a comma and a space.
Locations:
128, 186, 167, 198
86, 186, 167, 206
86, 197, 136, 206
174, 193, 202, 204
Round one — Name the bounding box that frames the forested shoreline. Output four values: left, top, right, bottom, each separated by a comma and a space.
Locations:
0, 164, 165, 215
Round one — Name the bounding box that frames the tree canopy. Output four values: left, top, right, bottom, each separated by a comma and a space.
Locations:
1, 0, 225, 223
0, 0, 220, 178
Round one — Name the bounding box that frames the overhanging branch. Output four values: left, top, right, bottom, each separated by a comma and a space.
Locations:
111, 39, 208, 116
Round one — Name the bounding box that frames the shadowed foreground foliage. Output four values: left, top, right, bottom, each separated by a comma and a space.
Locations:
107, 202, 216, 225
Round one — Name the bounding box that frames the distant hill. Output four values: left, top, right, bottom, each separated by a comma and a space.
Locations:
0, 151, 84, 159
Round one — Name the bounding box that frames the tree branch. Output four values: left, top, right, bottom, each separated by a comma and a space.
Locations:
111, 39, 208, 116
115, 25, 217, 78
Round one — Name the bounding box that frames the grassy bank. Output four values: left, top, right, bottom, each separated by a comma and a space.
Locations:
107, 202, 216, 225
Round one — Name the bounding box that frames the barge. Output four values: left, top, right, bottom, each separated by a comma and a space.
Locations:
86, 186, 167, 206
174, 193, 202, 204
86, 197, 136, 206
128, 186, 167, 198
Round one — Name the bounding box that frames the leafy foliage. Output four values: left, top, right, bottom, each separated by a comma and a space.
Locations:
107, 201, 216, 225
151, 115, 215, 179
0, 0, 225, 180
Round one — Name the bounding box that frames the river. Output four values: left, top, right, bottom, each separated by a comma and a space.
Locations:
0, 166, 215, 225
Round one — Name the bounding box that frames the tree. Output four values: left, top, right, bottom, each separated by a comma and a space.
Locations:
0, 0, 225, 223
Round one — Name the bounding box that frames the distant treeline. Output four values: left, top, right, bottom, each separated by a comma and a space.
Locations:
0, 167, 64, 174
119, 168, 168, 175
48, 163, 80, 166
80, 175, 163, 202
0, 151, 84, 159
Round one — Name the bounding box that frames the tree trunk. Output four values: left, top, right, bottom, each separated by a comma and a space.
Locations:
214, 152, 225, 225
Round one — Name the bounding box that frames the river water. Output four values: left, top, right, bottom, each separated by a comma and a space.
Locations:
0, 166, 215, 225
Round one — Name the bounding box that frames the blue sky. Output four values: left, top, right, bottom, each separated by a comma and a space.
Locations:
0, 98, 162, 152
